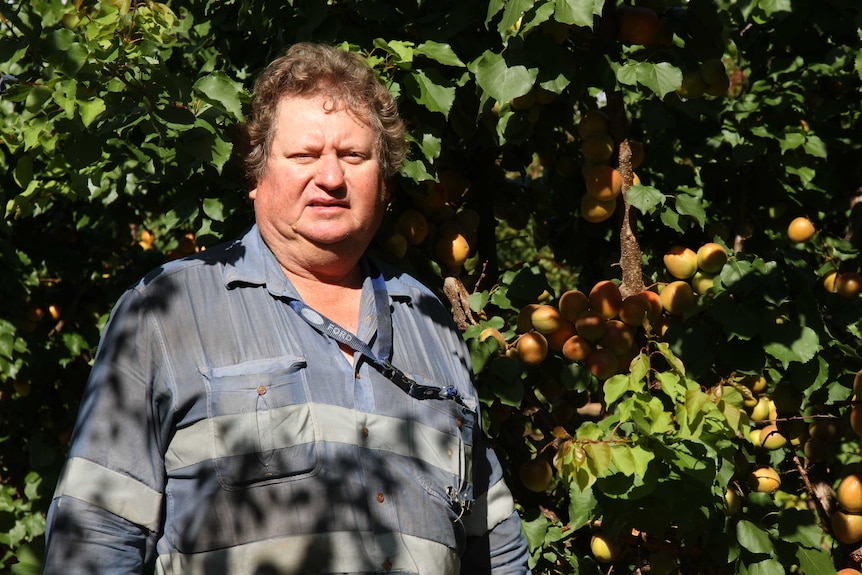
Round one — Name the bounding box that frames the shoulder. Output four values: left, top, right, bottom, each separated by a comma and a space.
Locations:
131, 233, 250, 296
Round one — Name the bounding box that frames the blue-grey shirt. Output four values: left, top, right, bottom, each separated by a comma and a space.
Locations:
43, 225, 529, 575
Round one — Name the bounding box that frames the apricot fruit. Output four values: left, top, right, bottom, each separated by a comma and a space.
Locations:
832, 510, 862, 544
663, 245, 698, 279
837, 569, 862, 575
478, 327, 507, 352
530, 304, 563, 334
578, 109, 610, 140
748, 466, 781, 493
434, 228, 470, 269
724, 487, 742, 515
851, 405, 862, 437
659, 281, 696, 316
836, 272, 862, 299
575, 310, 607, 341
585, 165, 623, 202
758, 424, 787, 450
837, 474, 862, 513
545, 320, 577, 352
616, 5, 661, 45
517, 331, 549, 365
696, 242, 728, 273
600, 320, 635, 356
519, 458, 553, 492
581, 133, 615, 164
787, 216, 815, 243
638, 290, 663, 323
516, 304, 540, 333
691, 271, 716, 295
383, 233, 408, 259
587, 348, 619, 380
590, 532, 621, 563
677, 69, 707, 99
629, 140, 644, 170
559, 289, 589, 322
562, 335, 593, 362
395, 208, 429, 245
619, 294, 649, 327
701, 58, 730, 97
581, 195, 617, 223
589, 280, 623, 319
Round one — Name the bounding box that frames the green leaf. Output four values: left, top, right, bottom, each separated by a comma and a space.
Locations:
554, 0, 603, 27
193, 72, 244, 121
521, 511, 550, 552
675, 193, 707, 228
761, 323, 821, 368
414, 41, 465, 67
78, 97, 106, 127
757, 0, 792, 15
736, 519, 773, 554
373, 39, 414, 66
616, 62, 682, 99
405, 69, 456, 117
626, 184, 665, 214
603, 374, 628, 406
611, 444, 653, 478
584, 442, 612, 476
400, 158, 434, 182
568, 482, 596, 529
468, 50, 538, 103
629, 352, 649, 384
802, 135, 828, 159
795, 546, 835, 575
684, 389, 710, 424
497, 0, 534, 39
779, 131, 805, 154
746, 558, 785, 575
656, 371, 685, 403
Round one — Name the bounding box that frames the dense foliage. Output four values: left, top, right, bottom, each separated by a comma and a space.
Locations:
1, 0, 861, 573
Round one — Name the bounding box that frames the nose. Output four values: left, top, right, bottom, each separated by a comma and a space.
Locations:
314, 153, 346, 191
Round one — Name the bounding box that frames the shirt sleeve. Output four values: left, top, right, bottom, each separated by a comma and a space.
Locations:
460, 430, 531, 575
42, 286, 167, 574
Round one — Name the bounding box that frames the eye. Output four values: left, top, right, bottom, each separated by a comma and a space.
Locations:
341, 151, 369, 163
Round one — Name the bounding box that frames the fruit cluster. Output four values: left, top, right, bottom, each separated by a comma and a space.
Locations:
480, 280, 665, 385
676, 58, 731, 99
380, 172, 479, 274
658, 242, 728, 315
577, 109, 643, 224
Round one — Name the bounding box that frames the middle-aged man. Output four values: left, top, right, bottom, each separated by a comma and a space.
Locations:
42, 42, 531, 574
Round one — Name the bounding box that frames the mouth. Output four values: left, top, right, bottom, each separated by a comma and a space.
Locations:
307, 199, 348, 208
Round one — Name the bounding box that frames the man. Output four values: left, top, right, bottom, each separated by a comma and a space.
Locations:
42, 43, 530, 574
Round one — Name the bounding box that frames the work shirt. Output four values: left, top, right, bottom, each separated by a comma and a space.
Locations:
43, 224, 530, 575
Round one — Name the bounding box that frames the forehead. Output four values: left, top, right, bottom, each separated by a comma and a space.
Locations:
275, 93, 373, 131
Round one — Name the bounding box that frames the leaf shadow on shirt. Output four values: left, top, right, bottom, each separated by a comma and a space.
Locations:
46, 239, 491, 574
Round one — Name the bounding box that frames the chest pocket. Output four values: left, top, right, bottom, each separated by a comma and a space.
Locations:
200, 356, 320, 490
406, 374, 477, 512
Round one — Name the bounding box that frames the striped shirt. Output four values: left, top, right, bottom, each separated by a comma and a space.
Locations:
43, 225, 530, 575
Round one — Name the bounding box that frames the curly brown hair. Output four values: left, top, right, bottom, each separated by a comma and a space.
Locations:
243, 43, 407, 185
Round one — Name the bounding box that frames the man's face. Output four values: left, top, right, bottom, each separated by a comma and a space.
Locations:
251, 94, 386, 268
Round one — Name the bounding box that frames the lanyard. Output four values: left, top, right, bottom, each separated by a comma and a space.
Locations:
287, 269, 464, 405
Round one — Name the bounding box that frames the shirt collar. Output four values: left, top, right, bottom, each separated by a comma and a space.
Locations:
222, 224, 416, 303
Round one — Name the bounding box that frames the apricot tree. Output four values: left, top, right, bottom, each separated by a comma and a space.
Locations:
1, 1, 862, 574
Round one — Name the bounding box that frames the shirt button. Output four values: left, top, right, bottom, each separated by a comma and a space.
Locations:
257, 385, 267, 396
362, 427, 369, 438
447, 448, 453, 459
376, 492, 385, 503
382, 558, 393, 571
455, 417, 462, 428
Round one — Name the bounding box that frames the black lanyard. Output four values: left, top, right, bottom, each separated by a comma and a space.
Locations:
287, 268, 465, 405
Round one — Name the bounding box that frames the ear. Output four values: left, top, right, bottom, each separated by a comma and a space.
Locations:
248, 187, 257, 200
